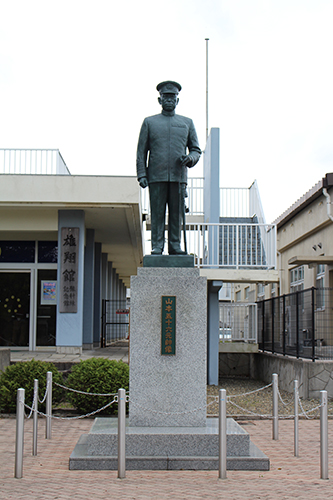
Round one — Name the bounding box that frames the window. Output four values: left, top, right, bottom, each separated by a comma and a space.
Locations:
257, 283, 265, 301
0, 241, 35, 263
38, 241, 58, 263
290, 265, 304, 309
316, 264, 325, 310
290, 266, 304, 293
236, 290, 241, 302
245, 286, 249, 300
0, 241, 58, 264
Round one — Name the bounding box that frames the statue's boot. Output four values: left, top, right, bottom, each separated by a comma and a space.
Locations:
169, 248, 186, 255
151, 248, 162, 255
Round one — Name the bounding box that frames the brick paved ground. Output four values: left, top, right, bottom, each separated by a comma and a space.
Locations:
0, 417, 331, 499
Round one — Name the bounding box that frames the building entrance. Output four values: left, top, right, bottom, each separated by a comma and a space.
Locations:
0, 272, 30, 347
0, 269, 57, 349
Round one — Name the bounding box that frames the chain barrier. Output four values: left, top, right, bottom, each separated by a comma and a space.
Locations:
24, 390, 37, 420
297, 393, 313, 420
297, 393, 324, 420
224, 385, 326, 420
207, 381, 325, 420
14, 376, 330, 481
38, 379, 50, 404
227, 399, 273, 419
17, 378, 327, 422
226, 382, 273, 399
279, 401, 325, 420
53, 381, 122, 397
23, 397, 117, 420
277, 386, 294, 408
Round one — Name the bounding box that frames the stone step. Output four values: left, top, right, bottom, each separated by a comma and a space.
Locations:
69, 417, 269, 471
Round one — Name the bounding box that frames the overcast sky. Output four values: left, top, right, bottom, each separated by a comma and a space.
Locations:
1, 0, 333, 223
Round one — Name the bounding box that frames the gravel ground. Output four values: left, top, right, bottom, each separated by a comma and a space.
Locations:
207, 377, 333, 419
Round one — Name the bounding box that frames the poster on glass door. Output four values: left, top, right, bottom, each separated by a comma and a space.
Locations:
41, 280, 57, 305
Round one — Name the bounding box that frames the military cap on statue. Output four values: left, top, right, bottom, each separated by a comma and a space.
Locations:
156, 81, 182, 94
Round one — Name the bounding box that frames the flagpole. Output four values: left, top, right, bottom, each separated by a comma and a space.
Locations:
205, 38, 209, 141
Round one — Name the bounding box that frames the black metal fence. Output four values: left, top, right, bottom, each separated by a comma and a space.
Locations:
258, 287, 333, 361
101, 300, 129, 347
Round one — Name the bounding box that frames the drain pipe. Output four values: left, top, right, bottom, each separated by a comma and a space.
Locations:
277, 250, 282, 294
322, 188, 333, 222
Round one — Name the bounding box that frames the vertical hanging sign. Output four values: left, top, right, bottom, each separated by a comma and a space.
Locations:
161, 296, 176, 355
59, 227, 79, 313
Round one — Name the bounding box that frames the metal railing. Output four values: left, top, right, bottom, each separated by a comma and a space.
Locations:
101, 299, 129, 347
219, 302, 258, 343
140, 178, 266, 220
249, 180, 266, 224
258, 287, 333, 360
187, 177, 204, 215
220, 187, 249, 218
0, 149, 70, 175
14, 371, 329, 480
187, 222, 276, 269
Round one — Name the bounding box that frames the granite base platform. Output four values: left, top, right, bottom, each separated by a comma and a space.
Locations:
69, 417, 269, 471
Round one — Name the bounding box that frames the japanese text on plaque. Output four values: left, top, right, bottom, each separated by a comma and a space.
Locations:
161, 296, 176, 355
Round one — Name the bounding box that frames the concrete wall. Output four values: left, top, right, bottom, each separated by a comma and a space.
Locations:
0, 174, 140, 206
219, 352, 252, 378
219, 351, 333, 399
251, 352, 333, 399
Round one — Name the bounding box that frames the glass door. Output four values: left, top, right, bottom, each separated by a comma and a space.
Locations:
0, 272, 30, 347
36, 269, 57, 347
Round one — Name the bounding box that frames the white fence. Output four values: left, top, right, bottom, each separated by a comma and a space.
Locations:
141, 177, 276, 269
219, 187, 249, 218
187, 223, 276, 269
0, 149, 70, 175
249, 180, 266, 225
141, 178, 266, 220
219, 302, 258, 343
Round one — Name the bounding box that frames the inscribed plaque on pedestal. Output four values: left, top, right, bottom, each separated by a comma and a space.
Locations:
161, 295, 176, 355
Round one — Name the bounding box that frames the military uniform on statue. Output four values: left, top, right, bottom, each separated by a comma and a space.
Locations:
136, 81, 201, 255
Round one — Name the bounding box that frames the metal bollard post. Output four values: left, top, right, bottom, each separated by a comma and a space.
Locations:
272, 373, 279, 440
118, 388, 126, 479
33, 379, 38, 456
45, 371, 52, 439
294, 379, 299, 457
320, 390, 328, 480
15, 388, 25, 479
219, 388, 227, 479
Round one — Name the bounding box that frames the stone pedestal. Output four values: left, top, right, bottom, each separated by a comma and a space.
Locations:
129, 267, 207, 427
70, 266, 270, 471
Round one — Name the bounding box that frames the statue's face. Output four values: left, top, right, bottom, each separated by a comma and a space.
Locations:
158, 93, 179, 112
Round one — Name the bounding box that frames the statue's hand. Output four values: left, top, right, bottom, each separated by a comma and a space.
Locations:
138, 177, 148, 188
180, 155, 194, 167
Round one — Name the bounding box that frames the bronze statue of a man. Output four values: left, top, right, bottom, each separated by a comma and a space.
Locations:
136, 81, 201, 255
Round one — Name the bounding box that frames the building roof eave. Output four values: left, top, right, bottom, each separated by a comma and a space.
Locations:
288, 255, 333, 267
